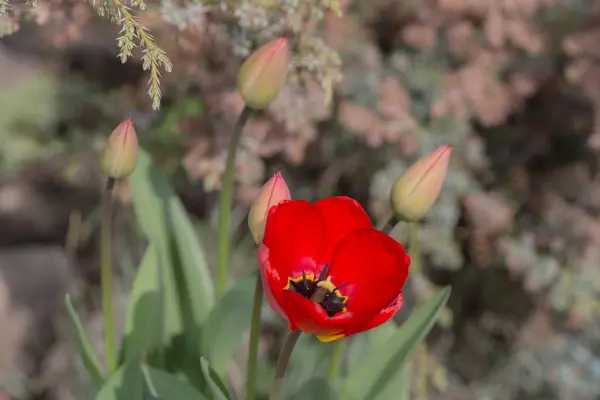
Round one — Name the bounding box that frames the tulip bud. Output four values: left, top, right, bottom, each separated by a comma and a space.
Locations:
101, 119, 138, 179
390, 145, 452, 222
249, 172, 291, 243
237, 37, 290, 110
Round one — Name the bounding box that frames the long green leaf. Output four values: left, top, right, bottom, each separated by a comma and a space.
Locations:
290, 378, 336, 400
121, 244, 180, 363
96, 362, 143, 399
96, 362, 207, 400
343, 286, 451, 400
65, 294, 105, 389
372, 365, 409, 400
283, 334, 330, 398
200, 358, 229, 400
143, 365, 208, 399
398, 368, 410, 400
200, 272, 256, 376
129, 148, 214, 330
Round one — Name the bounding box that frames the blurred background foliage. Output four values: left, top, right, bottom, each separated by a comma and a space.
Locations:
1, 0, 600, 399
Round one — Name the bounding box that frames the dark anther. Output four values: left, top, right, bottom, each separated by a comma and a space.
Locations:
318, 264, 329, 282
288, 266, 347, 317
302, 271, 311, 293
290, 272, 315, 298
333, 282, 349, 292
321, 291, 347, 317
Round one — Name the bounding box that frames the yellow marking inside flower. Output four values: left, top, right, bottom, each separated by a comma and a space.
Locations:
285, 273, 349, 316
317, 276, 336, 291
283, 273, 316, 290
317, 333, 345, 343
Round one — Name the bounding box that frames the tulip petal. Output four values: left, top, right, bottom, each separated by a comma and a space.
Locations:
263, 200, 327, 285
258, 244, 286, 318
343, 292, 403, 337
280, 290, 359, 335
327, 229, 409, 325
248, 172, 291, 243
314, 196, 373, 262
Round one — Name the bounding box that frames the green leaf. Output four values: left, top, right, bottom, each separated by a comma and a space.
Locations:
200, 358, 229, 400
121, 244, 179, 363
96, 362, 144, 399
96, 362, 207, 400
142, 365, 208, 399
346, 334, 371, 375
290, 378, 337, 400
398, 368, 410, 400
342, 286, 451, 400
129, 148, 214, 330
366, 323, 407, 400
282, 334, 330, 398
65, 294, 105, 389
372, 365, 409, 400
200, 272, 256, 376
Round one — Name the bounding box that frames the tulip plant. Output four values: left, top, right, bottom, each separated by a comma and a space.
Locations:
64, 37, 453, 400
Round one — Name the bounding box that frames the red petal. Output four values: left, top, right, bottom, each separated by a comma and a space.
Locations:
258, 244, 286, 318
343, 293, 403, 337
314, 197, 372, 262
280, 290, 360, 335
327, 229, 409, 325
263, 200, 327, 281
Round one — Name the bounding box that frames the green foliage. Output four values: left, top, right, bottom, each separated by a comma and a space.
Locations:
0, 74, 62, 175
342, 286, 451, 400
199, 271, 256, 376
65, 295, 106, 389
94, 0, 172, 110
199, 358, 229, 400
121, 244, 169, 362
61, 137, 452, 399
95, 362, 206, 399
129, 148, 215, 327
116, 147, 260, 398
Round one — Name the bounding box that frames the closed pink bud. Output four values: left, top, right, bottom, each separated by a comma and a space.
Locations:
237, 37, 290, 110
101, 119, 138, 179
249, 172, 291, 243
390, 145, 453, 222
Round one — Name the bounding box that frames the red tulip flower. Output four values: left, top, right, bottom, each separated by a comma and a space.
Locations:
258, 196, 411, 342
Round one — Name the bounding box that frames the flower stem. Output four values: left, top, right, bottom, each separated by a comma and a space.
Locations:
245, 274, 263, 400
408, 222, 421, 272
327, 339, 344, 383
381, 215, 399, 234
269, 330, 301, 400
101, 177, 117, 374
217, 106, 253, 298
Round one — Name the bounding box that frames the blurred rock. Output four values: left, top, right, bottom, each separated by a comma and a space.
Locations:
0, 162, 99, 247
463, 192, 514, 237
0, 246, 76, 398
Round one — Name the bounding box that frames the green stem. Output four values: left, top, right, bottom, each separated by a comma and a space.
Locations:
245, 274, 263, 400
216, 106, 253, 298
101, 177, 117, 374
269, 330, 301, 400
408, 222, 421, 271
381, 215, 399, 234
327, 339, 345, 383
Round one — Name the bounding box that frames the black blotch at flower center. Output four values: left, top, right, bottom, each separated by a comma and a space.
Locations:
287, 265, 348, 317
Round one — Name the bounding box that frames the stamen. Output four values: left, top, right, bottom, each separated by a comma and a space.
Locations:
333, 282, 349, 292
285, 266, 348, 317
317, 276, 336, 292
317, 264, 329, 282
302, 271, 310, 293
